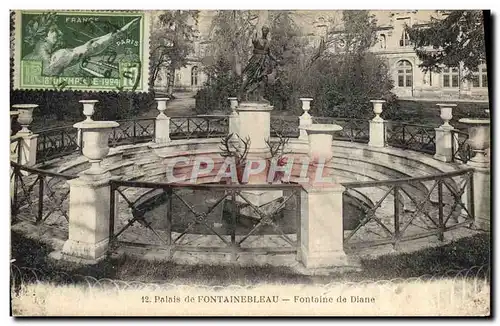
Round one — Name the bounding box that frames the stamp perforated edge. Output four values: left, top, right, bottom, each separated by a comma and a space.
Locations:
12, 10, 152, 93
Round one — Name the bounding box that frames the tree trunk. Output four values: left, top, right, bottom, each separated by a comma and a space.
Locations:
166, 66, 175, 96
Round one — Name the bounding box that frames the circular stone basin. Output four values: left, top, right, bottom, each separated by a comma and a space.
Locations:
304, 124, 343, 134
133, 188, 365, 235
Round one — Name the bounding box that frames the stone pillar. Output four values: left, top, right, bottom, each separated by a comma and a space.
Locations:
12, 104, 38, 167
299, 122, 349, 268
236, 102, 273, 153
434, 103, 457, 162
300, 184, 350, 268
62, 120, 119, 262
459, 118, 490, 230
299, 98, 313, 141
368, 100, 386, 148
236, 101, 278, 208
154, 97, 170, 144
228, 97, 239, 136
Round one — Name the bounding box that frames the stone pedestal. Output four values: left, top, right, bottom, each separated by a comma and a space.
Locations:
17, 133, 38, 168
63, 120, 119, 262
299, 98, 313, 141
62, 175, 113, 262
155, 97, 170, 144
236, 102, 279, 209
236, 102, 273, 153
368, 100, 386, 148
470, 167, 490, 230
434, 126, 454, 162
459, 118, 490, 230
300, 184, 350, 268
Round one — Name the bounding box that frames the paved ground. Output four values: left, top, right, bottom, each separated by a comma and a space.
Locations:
142, 91, 196, 118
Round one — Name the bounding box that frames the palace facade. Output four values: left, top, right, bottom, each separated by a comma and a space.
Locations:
154, 10, 489, 102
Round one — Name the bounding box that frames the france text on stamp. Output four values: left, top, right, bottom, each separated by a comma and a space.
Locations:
13, 10, 150, 92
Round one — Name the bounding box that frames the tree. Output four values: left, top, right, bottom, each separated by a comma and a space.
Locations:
406, 10, 486, 78
206, 10, 259, 78
151, 10, 199, 95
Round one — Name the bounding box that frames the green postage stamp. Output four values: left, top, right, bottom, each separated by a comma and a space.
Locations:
13, 10, 151, 92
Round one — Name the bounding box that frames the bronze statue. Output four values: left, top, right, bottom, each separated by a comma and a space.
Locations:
239, 26, 279, 103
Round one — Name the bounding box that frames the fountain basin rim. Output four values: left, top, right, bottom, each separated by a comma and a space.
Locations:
436, 103, 458, 107
78, 100, 99, 103
155, 97, 170, 101
73, 121, 120, 129
304, 124, 343, 133
12, 104, 39, 109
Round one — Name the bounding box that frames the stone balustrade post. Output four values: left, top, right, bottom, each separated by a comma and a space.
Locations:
434, 104, 457, 162
154, 97, 170, 144
228, 97, 239, 136
459, 118, 490, 230
12, 104, 39, 168
299, 123, 352, 268
299, 98, 313, 141
300, 184, 350, 268
62, 120, 119, 262
368, 100, 386, 148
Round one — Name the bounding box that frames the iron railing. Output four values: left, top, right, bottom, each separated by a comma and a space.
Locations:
451, 129, 472, 164
341, 168, 475, 250
10, 160, 76, 225
270, 116, 300, 138
36, 125, 81, 163
312, 117, 370, 143
109, 180, 301, 259
385, 121, 437, 154
109, 118, 156, 147
170, 116, 229, 140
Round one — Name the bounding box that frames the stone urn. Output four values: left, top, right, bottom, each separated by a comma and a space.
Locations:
74, 121, 119, 177
155, 97, 170, 117
304, 124, 343, 162
370, 100, 386, 121
299, 98, 313, 117
12, 104, 38, 134
458, 118, 490, 167
79, 100, 99, 121
228, 97, 239, 114
437, 103, 457, 128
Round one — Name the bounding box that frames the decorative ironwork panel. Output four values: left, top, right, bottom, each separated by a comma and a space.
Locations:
312, 117, 370, 143
451, 129, 472, 164
170, 116, 229, 140
109, 118, 155, 147
341, 169, 475, 250
36, 126, 80, 163
270, 116, 299, 138
385, 121, 436, 154
108, 181, 301, 259
10, 162, 76, 226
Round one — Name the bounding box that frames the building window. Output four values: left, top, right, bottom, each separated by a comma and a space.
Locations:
191, 66, 199, 86
472, 65, 488, 88
442, 67, 459, 88
397, 60, 413, 87
399, 30, 410, 47
379, 34, 386, 49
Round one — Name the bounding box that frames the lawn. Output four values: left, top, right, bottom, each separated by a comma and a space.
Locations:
10, 230, 490, 286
